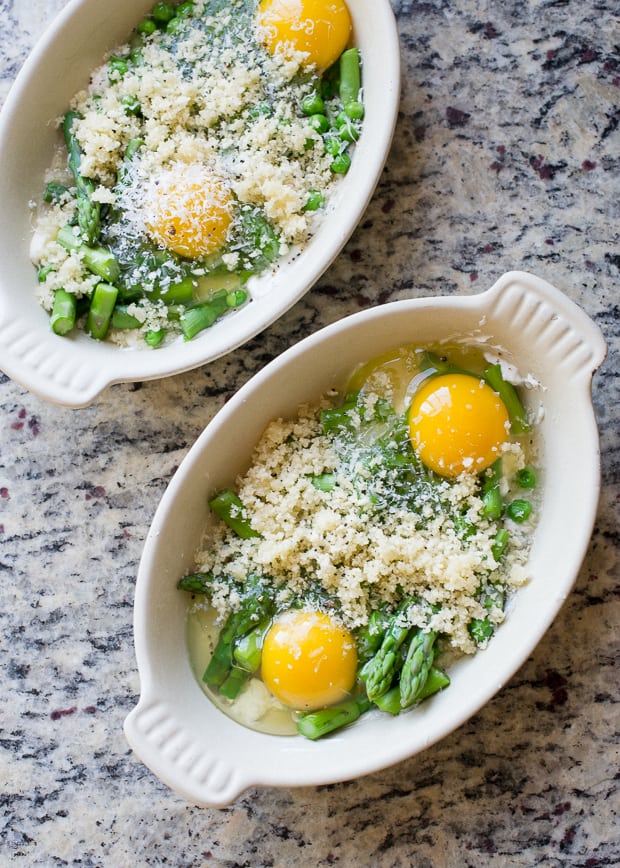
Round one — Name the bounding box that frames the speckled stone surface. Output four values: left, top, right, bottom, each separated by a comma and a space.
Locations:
1, 1, 619, 865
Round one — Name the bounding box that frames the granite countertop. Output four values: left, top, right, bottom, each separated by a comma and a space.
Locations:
1, 1, 618, 864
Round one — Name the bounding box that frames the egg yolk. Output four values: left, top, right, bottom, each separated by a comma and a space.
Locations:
408, 373, 510, 478
261, 609, 357, 710
256, 0, 352, 70
144, 164, 234, 259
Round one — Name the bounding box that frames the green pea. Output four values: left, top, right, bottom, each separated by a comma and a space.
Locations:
336, 113, 359, 142
507, 499, 532, 523
310, 472, 336, 492
516, 467, 537, 489
145, 328, 165, 347
248, 102, 271, 119
152, 2, 175, 24
108, 56, 129, 81
302, 191, 324, 212
344, 100, 365, 121
166, 16, 184, 34
136, 18, 157, 36
323, 136, 341, 156
176, 1, 195, 17
301, 92, 325, 116
121, 95, 142, 116
331, 153, 352, 174
308, 113, 329, 133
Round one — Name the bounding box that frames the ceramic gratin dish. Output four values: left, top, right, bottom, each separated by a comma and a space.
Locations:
0, 0, 400, 407
124, 271, 606, 808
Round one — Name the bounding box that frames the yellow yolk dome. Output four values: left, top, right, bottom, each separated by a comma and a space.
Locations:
256, 0, 352, 70
408, 373, 511, 478
144, 163, 234, 259
261, 609, 357, 710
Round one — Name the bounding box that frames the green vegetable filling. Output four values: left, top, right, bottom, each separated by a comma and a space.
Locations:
35, 0, 364, 345
178, 347, 538, 739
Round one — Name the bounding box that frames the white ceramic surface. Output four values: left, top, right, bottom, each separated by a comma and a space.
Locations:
124, 271, 606, 808
0, 0, 400, 408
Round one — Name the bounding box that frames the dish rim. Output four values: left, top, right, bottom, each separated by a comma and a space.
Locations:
124, 270, 607, 807
0, 0, 401, 407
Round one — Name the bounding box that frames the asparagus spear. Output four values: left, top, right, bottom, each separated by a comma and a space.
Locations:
417, 665, 450, 699
44, 181, 70, 205
178, 568, 264, 698
203, 608, 251, 689
50, 289, 76, 336
492, 528, 510, 562
150, 275, 195, 306
338, 46, 364, 123
217, 665, 251, 700
57, 225, 120, 284
117, 137, 144, 184
111, 305, 142, 330
62, 111, 101, 245
468, 617, 494, 644
310, 472, 336, 492
202, 578, 273, 691
320, 393, 359, 435
399, 628, 437, 708
233, 618, 270, 673
373, 666, 450, 714
86, 282, 118, 340
468, 578, 506, 646
176, 572, 215, 595
481, 458, 504, 520
145, 328, 166, 347
209, 489, 260, 539
180, 288, 248, 341
360, 600, 414, 701
180, 290, 230, 340
483, 363, 530, 435
354, 607, 390, 668
339, 48, 361, 106
296, 694, 372, 740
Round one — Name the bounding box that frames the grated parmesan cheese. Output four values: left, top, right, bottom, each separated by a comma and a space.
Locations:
194, 394, 535, 657
30, 0, 359, 345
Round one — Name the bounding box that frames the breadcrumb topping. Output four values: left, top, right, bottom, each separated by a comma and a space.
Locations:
195, 394, 534, 656
29, 0, 349, 344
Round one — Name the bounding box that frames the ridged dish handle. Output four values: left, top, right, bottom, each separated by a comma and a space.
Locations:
124, 696, 248, 809
482, 271, 607, 378
0, 313, 115, 407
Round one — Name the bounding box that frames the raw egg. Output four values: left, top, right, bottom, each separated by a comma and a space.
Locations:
144, 164, 234, 259
408, 373, 510, 477
261, 609, 357, 710
256, 0, 352, 70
